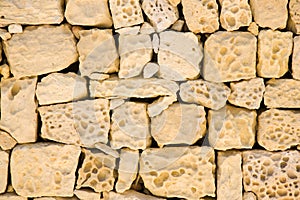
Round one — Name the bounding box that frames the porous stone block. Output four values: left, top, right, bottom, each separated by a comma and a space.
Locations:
288, 0, 300, 34
103, 190, 165, 199
0, 130, 17, 150
0, 151, 9, 193
292, 36, 300, 80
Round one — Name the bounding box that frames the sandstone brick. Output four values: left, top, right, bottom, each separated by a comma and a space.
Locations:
288, 0, 300, 34
143, 62, 159, 78
0, 151, 9, 193
147, 95, 177, 117
0, 130, 17, 150
11, 143, 81, 197
8, 24, 22, 34
203, 31, 256, 82
247, 22, 259, 36
0, 193, 27, 200
243, 192, 257, 200
103, 190, 165, 200
74, 189, 100, 200
292, 36, 300, 80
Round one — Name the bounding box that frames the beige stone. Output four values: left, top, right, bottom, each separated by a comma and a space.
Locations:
142, 0, 179, 32
76, 148, 116, 193
292, 36, 300, 80
0, 29, 11, 41
247, 22, 259, 36
151, 103, 206, 147
143, 62, 159, 78
3, 25, 78, 78
0, 77, 37, 143
109, 0, 144, 29
0, 151, 9, 193
168, 0, 180, 6
203, 31, 256, 82
0, 64, 10, 79
243, 150, 300, 199
179, 80, 230, 110
182, 0, 219, 33
71, 26, 84, 39
257, 109, 300, 151
0, 130, 17, 150
65, 0, 112, 27
11, 143, 80, 197
111, 102, 151, 150
228, 78, 265, 110
77, 29, 119, 78
0, 43, 1, 63
217, 151, 242, 200
158, 31, 203, 81
264, 79, 300, 108
152, 33, 159, 54
140, 146, 215, 199
243, 192, 257, 200
257, 30, 293, 78
171, 20, 185, 31
139, 22, 155, 34
147, 95, 177, 117
208, 105, 256, 150
109, 99, 125, 110
288, 0, 300, 34
39, 99, 110, 147
8, 24, 22, 34
94, 143, 119, 158
74, 189, 100, 200
115, 26, 140, 35
36, 72, 88, 105
103, 190, 165, 200
0, 193, 27, 200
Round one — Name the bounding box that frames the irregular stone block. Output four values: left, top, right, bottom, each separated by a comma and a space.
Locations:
292, 36, 300, 80
0, 64, 10, 79
8, 24, 22, 33
0, 151, 9, 193
152, 33, 159, 54
0, 29, 11, 41
143, 62, 159, 78
0, 130, 17, 150
0, 193, 27, 200
243, 192, 257, 200
74, 189, 100, 200
288, 0, 300, 34
147, 95, 177, 117
247, 22, 259, 36
171, 20, 185, 31
103, 190, 165, 199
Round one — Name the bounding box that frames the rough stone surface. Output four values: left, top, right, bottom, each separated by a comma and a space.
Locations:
292, 36, 300, 80
143, 62, 159, 78
0, 193, 27, 200
203, 31, 257, 82
0, 130, 17, 150
0, 151, 9, 193
288, 0, 300, 34
243, 192, 257, 200
11, 143, 81, 197
247, 22, 259, 36
103, 190, 165, 200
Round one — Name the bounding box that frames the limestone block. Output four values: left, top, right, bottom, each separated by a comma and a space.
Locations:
74, 189, 100, 200
228, 78, 265, 110
11, 143, 81, 197
171, 20, 185, 31
0, 29, 11, 41
179, 80, 230, 110
39, 99, 110, 147
243, 150, 300, 199
147, 95, 177, 117
111, 102, 151, 150
116, 149, 139, 193
76, 148, 116, 193
217, 151, 242, 200
115, 26, 140, 35
3, 25, 78, 78
219, 0, 252, 31
158, 31, 203, 81
257, 109, 300, 151
182, 0, 219, 33
142, 0, 179, 32
257, 30, 293, 78
248, 22, 259, 36
0, 151, 9, 193
0, 193, 27, 200
0, 0, 64, 26
140, 146, 215, 199
143, 62, 159, 78
0, 77, 37, 143
8, 24, 22, 34
151, 103, 206, 147
243, 192, 257, 200
288, 0, 300, 34
264, 79, 300, 108
77, 29, 119, 78
0, 64, 10, 79
203, 31, 256, 82
109, 0, 144, 29
292, 36, 300, 80
36, 72, 88, 105
208, 105, 257, 150
65, 0, 112, 27
103, 190, 165, 200
0, 130, 17, 150
118, 34, 152, 78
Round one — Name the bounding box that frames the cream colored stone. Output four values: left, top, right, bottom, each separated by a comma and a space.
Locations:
0, 77, 37, 143
243, 192, 257, 200
288, 0, 300, 34
34, 196, 79, 200
168, 0, 180, 6
0, 193, 27, 200
228, 78, 265, 110
264, 79, 300, 108
77, 29, 119, 78
217, 151, 242, 200
103, 190, 165, 200
0, 130, 17, 150
140, 146, 215, 199
109, 99, 125, 110
76, 148, 116, 192
182, 0, 219, 33
119, 34, 152, 78
0, 29, 11, 41
71, 26, 84, 39
0, 64, 10, 79
0, 151, 8, 193
151, 103, 206, 147
203, 31, 256, 82
111, 102, 151, 150
152, 33, 159, 54
208, 105, 256, 150
247, 22, 259, 36
94, 143, 119, 158
292, 36, 300, 80
158, 31, 203, 81
147, 95, 177, 117
8, 24, 22, 34
243, 150, 300, 199
257, 30, 293, 78
11, 143, 80, 197
171, 20, 185, 31
140, 22, 155, 34
39, 99, 110, 147
109, 0, 144, 29
116, 26, 140, 35
65, 0, 112, 27
143, 62, 159, 78
3, 25, 78, 78
258, 109, 300, 151
36, 72, 88, 105
179, 80, 230, 110
74, 189, 100, 200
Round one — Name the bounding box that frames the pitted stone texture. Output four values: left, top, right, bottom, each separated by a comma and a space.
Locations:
208, 105, 256, 150
0, 151, 9, 193
292, 36, 300, 80
103, 190, 165, 200
111, 102, 151, 150
257, 30, 293, 78
203, 31, 256, 82
257, 109, 300, 151
140, 146, 215, 199
289, 0, 300, 34
0, 77, 37, 143
11, 143, 81, 197
158, 31, 203, 81
228, 78, 265, 110
77, 29, 119, 78
243, 150, 300, 199
0, 130, 17, 150
151, 103, 206, 147
182, 0, 219, 33
36, 72, 88, 105
243, 192, 257, 200
250, 0, 288, 30
65, 0, 112, 27
3, 25, 78, 78
74, 189, 100, 200
39, 99, 110, 147
179, 80, 230, 110
0, 193, 27, 200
